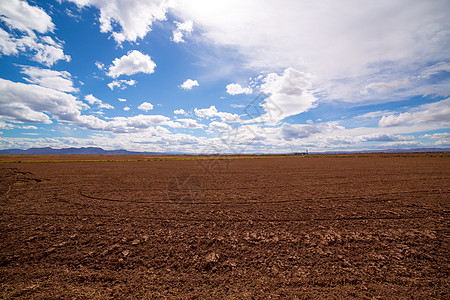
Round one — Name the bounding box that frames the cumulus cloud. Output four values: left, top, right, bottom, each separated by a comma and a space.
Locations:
20, 66, 77, 93
0, 78, 178, 135
0, 121, 16, 130
209, 121, 232, 132
422, 132, 450, 140
107, 79, 137, 90
174, 109, 186, 115
66, 0, 172, 44
172, 20, 193, 43
251, 68, 318, 124
226, 83, 253, 95
0, 0, 54, 33
280, 123, 322, 140
84, 94, 114, 109
107, 50, 156, 78
176, 118, 204, 129
280, 122, 345, 141
118, 98, 127, 102
422, 132, 450, 145
32, 42, 71, 66
0, 78, 84, 124
0, 28, 71, 67
194, 105, 241, 123
379, 98, 450, 127
172, 0, 450, 102
180, 79, 199, 90
123, 107, 130, 111
138, 102, 154, 111
0, 1, 70, 66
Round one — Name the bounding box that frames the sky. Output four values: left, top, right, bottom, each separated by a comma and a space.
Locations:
0, 0, 449, 153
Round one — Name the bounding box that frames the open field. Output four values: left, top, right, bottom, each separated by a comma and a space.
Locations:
1, 154, 449, 298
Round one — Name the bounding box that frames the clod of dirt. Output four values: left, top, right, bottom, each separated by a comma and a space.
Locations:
122, 250, 130, 257
205, 252, 219, 263
53, 241, 68, 247
131, 239, 140, 246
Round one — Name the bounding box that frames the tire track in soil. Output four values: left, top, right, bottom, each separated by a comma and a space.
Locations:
1, 211, 432, 223
77, 187, 449, 205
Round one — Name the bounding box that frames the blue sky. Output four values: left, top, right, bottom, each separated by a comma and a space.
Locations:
0, 0, 449, 153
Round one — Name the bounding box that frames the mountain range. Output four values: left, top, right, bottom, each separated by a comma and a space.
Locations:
0, 147, 448, 155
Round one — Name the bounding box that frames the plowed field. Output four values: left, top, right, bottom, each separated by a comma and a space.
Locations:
1, 154, 449, 298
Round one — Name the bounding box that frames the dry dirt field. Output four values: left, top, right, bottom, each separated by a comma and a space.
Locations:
0, 153, 449, 299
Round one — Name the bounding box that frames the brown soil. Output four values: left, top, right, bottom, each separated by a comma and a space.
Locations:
1, 154, 449, 298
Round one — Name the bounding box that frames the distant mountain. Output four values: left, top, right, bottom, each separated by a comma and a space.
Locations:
317, 148, 450, 154
0, 146, 448, 155
0, 147, 167, 155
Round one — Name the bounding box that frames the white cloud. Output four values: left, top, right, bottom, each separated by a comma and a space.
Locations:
194, 106, 217, 118
118, 98, 127, 102
138, 102, 154, 111
422, 132, 450, 140
359, 133, 414, 142
194, 105, 241, 123
123, 106, 130, 111
0, 0, 54, 33
0, 79, 176, 136
21, 125, 38, 130
174, 109, 186, 115
107, 79, 137, 90
379, 98, 450, 127
0, 2, 70, 66
0, 78, 84, 124
0, 121, 16, 130
176, 118, 204, 129
230, 104, 245, 108
280, 122, 342, 141
253, 67, 317, 124
209, 121, 231, 132
0, 78, 196, 136
33, 42, 71, 66
180, 79, 199, 90
84, 94, 114, 109
0, 28, 19, 55
172, 0, 450, 102
172, 20, 193, 43
95, 61, 104, 70
422, 132, 450, 146
418, 62, 450, 79
226, 83, 252, 95
67, 0, 172, 44
107, 50, 156, 78
362, 79, 410, 95
20, 66, 77, 93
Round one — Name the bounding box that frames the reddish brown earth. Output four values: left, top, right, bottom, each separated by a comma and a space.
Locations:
0, 154, 449, 298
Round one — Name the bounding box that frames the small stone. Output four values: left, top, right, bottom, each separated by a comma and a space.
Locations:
205, 252, 219, 263
122, 250, 130, 257
54, 241, 68, 247
131, 239, 140, 246
142, 235, 149, 242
